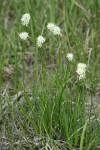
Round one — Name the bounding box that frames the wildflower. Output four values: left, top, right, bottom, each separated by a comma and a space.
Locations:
37, 35, 45, 47
19, 32, 29, 40
66, 53, 73, 61
47, 23, 55, 31
21, 13, 30, 26
47, 22, 61, 35
53, 26, 61, 35
76, 63, 87, 80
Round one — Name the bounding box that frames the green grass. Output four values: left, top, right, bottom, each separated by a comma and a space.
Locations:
0, 0, 100, 149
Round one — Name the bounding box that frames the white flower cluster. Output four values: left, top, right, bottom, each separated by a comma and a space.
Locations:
21, 13, 31, 26
76, 63, 87, 80
19, 32, 29, 40
19, 13, 30, 40
66, 53, 73, 61
19, 15, 62, 45
47, 23, 61, 35
37, 35, 45, 47
18, 14, 88, 81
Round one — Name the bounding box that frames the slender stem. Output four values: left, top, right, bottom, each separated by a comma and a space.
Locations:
22, 43, 25, 91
